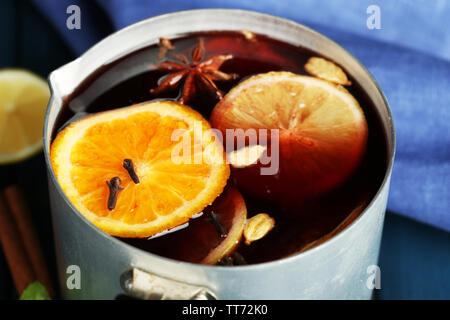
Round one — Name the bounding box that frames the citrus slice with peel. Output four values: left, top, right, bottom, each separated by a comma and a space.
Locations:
210, 71, 368, 203
0, 69, 50, 164
304, 57, 351, 86
199, 186, 247, 264
133, 186, 247, 264
50, 101, 230, 238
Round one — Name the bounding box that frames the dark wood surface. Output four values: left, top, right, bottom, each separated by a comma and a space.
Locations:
0, 0, 448, 300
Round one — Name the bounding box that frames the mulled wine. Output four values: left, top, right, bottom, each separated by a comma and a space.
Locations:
53, 31, 387, 265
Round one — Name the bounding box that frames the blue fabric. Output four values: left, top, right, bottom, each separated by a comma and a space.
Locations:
30, 0, 450, 231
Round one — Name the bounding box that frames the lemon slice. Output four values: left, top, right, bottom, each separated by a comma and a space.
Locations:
0, 69, 50, 164
211, 71, 368, 203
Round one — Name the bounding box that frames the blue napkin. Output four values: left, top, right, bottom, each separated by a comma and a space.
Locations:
31, 0, 450, 231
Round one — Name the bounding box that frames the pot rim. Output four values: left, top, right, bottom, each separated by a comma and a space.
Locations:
43, 8, 396, 271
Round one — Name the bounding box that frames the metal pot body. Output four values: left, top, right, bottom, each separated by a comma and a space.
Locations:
44, 9, 395, 300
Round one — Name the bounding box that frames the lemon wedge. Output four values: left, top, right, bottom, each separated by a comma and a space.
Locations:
0, 69, 50, 164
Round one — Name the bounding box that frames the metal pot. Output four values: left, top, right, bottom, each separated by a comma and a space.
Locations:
43, 9, 395, 300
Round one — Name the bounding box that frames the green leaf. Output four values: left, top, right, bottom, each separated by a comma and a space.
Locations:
19, 281, 51, 300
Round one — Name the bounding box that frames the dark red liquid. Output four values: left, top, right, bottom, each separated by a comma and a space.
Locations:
55, 31, 387, 265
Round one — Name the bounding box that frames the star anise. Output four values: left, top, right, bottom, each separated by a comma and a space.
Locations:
149, 38, 237, 104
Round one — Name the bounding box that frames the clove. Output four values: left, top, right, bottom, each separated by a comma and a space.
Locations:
106, 177, 124, 210
207, 211, 227, 238
123, 159, 140, 184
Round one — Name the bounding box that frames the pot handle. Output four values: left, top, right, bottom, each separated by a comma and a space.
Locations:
120, 268, 217, 300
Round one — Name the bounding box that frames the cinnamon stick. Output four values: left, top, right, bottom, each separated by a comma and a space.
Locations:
0, 192, 35, 295
3, 186, 55, 298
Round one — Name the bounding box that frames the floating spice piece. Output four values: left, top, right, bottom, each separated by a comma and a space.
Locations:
243, 213, 275, 245
159, 37, 174, 50
149, 38, 237, 105
157, 37, 174, 61
305, 57, 352, 86
227, 145, 266, 169
207, 211, 227, 238
106, 177, 124, 210
241, 30, 256, 41
123, 159, 140, 184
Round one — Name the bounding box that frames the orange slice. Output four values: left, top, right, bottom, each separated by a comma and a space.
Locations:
51, 101, 230, 238
210, 71, 368, 203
